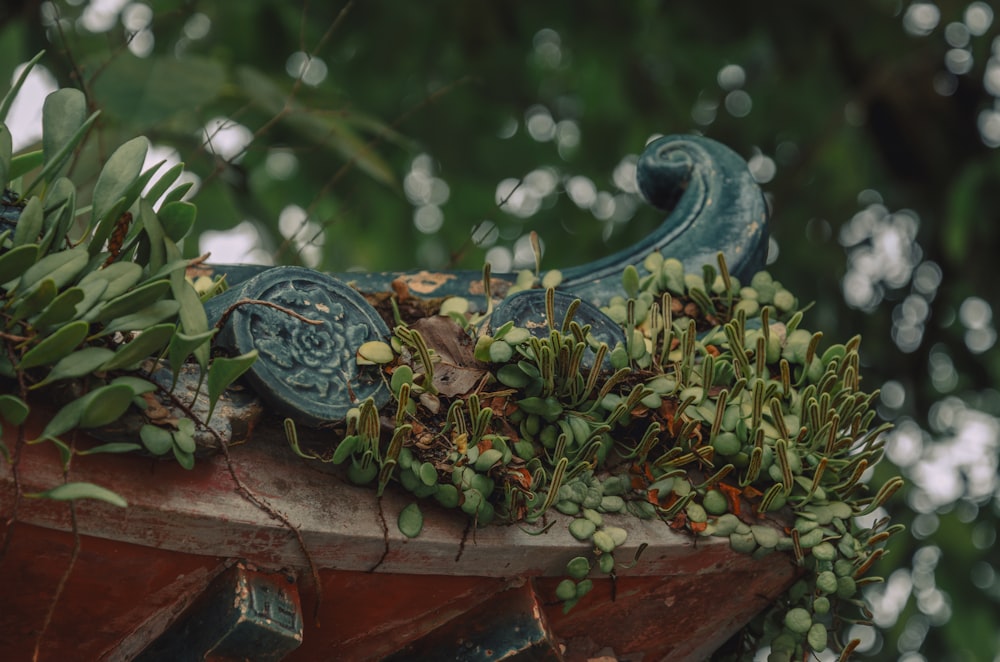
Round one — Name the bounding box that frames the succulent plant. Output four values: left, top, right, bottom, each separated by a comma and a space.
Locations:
0, 56, 258, 503
292, 247, 904, 661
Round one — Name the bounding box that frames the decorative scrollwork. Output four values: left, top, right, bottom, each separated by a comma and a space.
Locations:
206, 267, 391, 426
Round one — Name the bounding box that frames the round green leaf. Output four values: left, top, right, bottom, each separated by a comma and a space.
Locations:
140, 424, 173, 455
397, 502, 423, 538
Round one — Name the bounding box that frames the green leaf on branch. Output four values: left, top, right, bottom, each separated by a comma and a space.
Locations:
13, 196, 41, 247
18, 320, 89, 370
206, 350, 258, 422
78, 382, 137, 428
99, 300, 180, 335
0, 394, 29, 425
30, 347, 115, 389
25, 481, 128, 508
99, 323, 176, 371
88, 136, 148, 254
0, 244, 39, 284
76, 442, 143, 455
41, 88, 87, 175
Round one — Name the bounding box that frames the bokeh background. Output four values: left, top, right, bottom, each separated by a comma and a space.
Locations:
1, 1, 998, 659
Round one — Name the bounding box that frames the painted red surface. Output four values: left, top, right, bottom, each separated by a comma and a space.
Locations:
0, 415, 798, 660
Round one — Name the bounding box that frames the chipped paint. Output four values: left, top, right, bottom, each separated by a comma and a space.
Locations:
399, 270, 457, 294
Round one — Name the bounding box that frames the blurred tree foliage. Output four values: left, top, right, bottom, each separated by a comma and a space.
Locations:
3, 0, 999, 659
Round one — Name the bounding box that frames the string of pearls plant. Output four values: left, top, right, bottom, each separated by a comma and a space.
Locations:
288, 252, 904, 661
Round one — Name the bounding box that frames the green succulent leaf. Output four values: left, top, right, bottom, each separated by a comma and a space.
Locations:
158, 200, 197, 242
31, 286, 85, 330
167, 239, 210, 369
0, 123, 10, 190
76, 442, 143, 455
0, 51, 45, 121
99, 300, 180, 336
41, 88, 88, 178
140, 424, 174, 455
25, 481, 128, 508
78, 261, 143, 303
206, 349, 258, 422
30, 347, 115, 389
19, 246, 89, 293
99, 323, 176, 371
172, 445, 195, 470
167, 329, 216, 380
18, 320, 89, 370
397, 502, 424, 538
8, 149, 44, 181
29, 110, 100, 196
94, 278, 171, 324
78, 383, 137, 428
0, 244, 39, 285
0, 394, 29, 425
13, 196, 42, 247
88, 136, 149, 255
143, 162, 186, 207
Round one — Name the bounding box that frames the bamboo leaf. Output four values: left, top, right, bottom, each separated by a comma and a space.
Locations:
99, 323, 176, 371
18, 320, 89, 370
206, 350, 258, 421
25, 481, 128, 508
